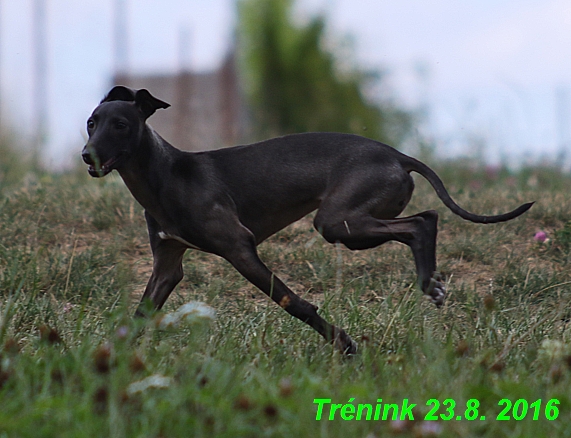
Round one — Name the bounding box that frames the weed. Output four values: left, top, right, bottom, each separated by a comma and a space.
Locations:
0, 164, 570, 436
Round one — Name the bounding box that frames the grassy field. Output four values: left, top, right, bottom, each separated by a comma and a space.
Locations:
1, 161, 571, 437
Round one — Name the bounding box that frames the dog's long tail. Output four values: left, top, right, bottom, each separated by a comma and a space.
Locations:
403, 156, 534, 224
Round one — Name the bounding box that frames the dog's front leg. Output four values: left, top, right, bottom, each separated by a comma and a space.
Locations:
135, 213, 187, 316
222, 234, 357, 355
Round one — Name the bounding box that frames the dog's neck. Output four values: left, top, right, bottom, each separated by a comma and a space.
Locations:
118, 125, 180, 227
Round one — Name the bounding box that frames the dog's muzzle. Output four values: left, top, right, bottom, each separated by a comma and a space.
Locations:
82, 145, 122, 178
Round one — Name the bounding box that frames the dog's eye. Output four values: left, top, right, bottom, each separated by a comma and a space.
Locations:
87, 119, 95, 130
115, 121, 127, 130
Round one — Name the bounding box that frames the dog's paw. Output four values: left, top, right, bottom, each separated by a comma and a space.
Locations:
333, 328, 358, 356
426, 273, 446, 308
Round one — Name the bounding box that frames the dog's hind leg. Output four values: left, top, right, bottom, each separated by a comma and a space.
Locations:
314, 209, 445, 306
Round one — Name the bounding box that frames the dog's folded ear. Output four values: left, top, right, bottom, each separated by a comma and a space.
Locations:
101, 85, 136, 103
101, 86, 171, 119
134, 89, 171, 119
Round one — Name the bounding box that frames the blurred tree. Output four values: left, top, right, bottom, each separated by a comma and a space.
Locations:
237, 0, 414, 145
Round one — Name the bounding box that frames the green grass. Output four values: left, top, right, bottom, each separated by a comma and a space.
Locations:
1, 164, 571, 437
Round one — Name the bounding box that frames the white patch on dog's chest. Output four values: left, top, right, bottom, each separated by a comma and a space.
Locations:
158, 231, 202, 250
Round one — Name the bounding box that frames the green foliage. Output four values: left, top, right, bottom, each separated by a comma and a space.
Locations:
1, 164, 571, 436
0, 133, 33, 189
237, 0, 414, 144
554, 221, 571, 251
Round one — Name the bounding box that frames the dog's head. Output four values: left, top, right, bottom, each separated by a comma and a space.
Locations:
81, 86, 170, 177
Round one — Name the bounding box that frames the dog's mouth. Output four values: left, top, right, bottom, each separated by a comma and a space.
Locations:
87, 154, 125, 177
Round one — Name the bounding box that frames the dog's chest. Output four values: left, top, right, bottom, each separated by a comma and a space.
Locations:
157, 231, 203, 251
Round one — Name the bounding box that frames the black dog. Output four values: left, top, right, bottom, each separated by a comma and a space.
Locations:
82, 86, 533, 354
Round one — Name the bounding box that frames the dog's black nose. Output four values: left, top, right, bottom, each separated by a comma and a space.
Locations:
82, 147, 94, 165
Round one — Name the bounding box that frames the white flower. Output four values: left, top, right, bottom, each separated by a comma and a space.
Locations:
126, 374, 172, 395
157, 301, 216, 330
538, 339, 569, 363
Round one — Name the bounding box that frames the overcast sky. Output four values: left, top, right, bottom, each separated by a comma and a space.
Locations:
1, 0, 570, 168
